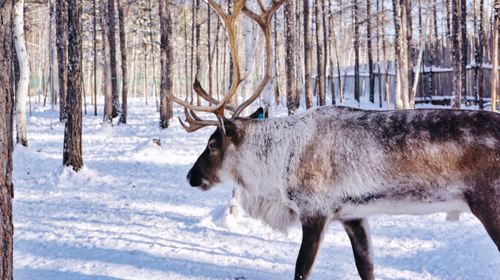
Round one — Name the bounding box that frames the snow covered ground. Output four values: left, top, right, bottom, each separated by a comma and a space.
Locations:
13, 100, 500, 279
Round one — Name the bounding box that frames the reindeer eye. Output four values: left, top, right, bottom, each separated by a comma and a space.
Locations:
208, 141, 218, 151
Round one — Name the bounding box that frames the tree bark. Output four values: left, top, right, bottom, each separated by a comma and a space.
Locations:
49, 0, 58, 109
303, 0, 313, 108
0, 0, 14, 278
194, 0, 201, 106
451, 0, 462, 108
159, 0, 173, 128
285, 0, 298, 114
56, 0, 68, 121
315, 0, 326, 105
477, 0, 485, 109
492, 0, 500, 112
460, 0, 467, 102
392, 0, 410, 109
13, 0, 28, 146
93, 0, 98, 116
99, 0, 113, 123
367, 0, 375, 103
354, 0, 360, 103
63, 0, 83, 171
118, 0, 128, 124
108, 0, 120, 117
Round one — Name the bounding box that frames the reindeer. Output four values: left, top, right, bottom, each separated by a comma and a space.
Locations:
167, 1, 500, 279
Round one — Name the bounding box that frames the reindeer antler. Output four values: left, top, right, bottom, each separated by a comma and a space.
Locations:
167, 0, 286, 132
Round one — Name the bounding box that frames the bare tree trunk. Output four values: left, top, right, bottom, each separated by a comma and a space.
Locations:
194, 0, 201, 106
189, 0, 196, 104
159, 0, 173, 128
99, 0, 112, 123
492, 0, 500, 112
207, 2, 212, 103
452, 0, 462, 108
108, 0, 120, 117
460, 0, 467, 102
321, 0, 328, 103
477, 0, 485, 109
56, 0, 68, 121
303, 0, 313, 108
118, 0, 128, 124
93, 0, 97, 116
392, 0, 410, 109
376, 0, 382, 107
183, 8, 189, 101
327, 0, 336, 105
0, 0, 14, 278
274, 13, 280, 105
354, 0, 360, 103
49, 0, 58, 109
144, 50, 148, 105
315, 0, 326, 105
147, 0, 158, 112
367, 0, 375, 103
285, 0, 297, 114
63, 0, 83, 171
382, 6, 390, 110
445, 0, 451, 42
13, 0, 28, 146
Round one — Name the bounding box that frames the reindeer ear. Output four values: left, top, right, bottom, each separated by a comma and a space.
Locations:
220, 118, 241, 144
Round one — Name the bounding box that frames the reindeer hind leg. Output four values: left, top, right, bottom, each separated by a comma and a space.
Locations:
465, 177, 500, 251
342, 218, 375, 280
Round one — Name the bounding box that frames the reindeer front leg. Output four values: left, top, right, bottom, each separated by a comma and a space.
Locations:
294, 216, 327, 280
342, 218, 374, 280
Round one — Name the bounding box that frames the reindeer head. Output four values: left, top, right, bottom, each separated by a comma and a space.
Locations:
187, 108, 267, 190
165, 0, 284, 190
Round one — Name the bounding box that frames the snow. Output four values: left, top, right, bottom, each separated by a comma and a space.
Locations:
13, 99, 499, 280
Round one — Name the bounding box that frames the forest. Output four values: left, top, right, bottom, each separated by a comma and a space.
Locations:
0, 0, 499, 279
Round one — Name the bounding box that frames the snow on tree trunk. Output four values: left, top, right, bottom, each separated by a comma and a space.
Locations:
63, 0, 83, 171
0, 1, 14, 278
13, 0, 29, 147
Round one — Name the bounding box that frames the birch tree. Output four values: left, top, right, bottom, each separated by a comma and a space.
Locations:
13, 0, 29, 146
392, 0, 410, 109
